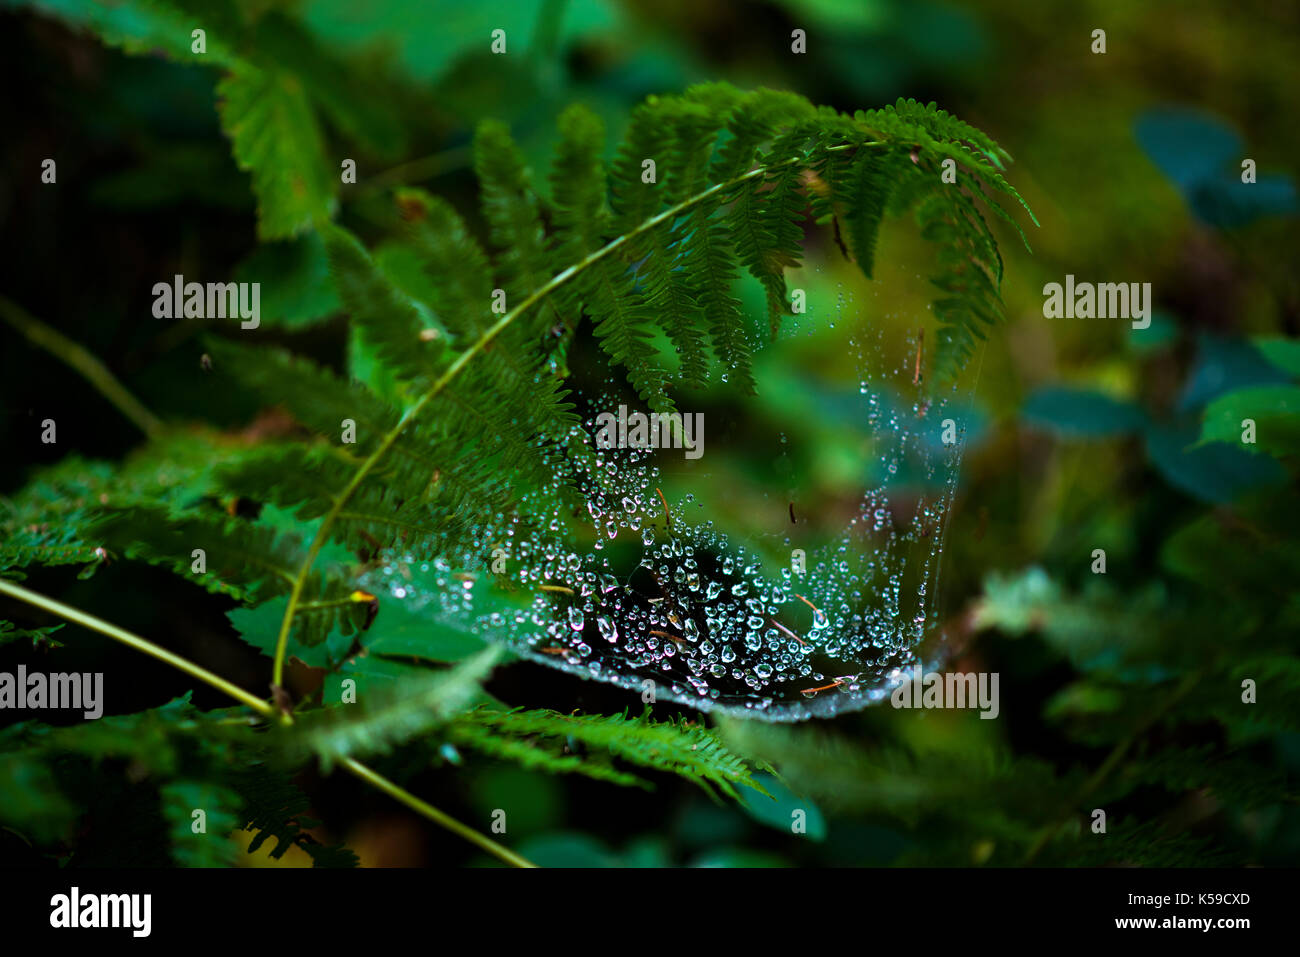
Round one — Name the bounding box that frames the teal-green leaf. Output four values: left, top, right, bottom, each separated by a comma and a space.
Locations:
1254, 337, 1300, 377
14, 0, 247, 67
737, 771, 827, 841
1023, 387, 1146, 437
1147, 421, 1286, 503
1199, 384, 1300, 459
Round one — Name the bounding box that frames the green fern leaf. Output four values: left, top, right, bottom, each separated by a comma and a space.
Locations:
323, 223, 447, 386
283, 646, 504, 771
216, 63, 337, 240
453, 707, 771, 801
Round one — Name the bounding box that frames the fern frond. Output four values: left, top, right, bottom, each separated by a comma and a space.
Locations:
92, 505, 368, 649
916, 191, 1004, 379
323, 222, 447, 387
868, 97, 1011, 168
283, 646, 503, 771
473, 119, 561, 342
862, 98, 1036, 233
162, 780, 243, 868
727, 161, 803, 336
683, 202, 753, 391
452, 707, 771, 801
0, 433, 314, 576
207, 338, 403, 447
834, 147, 903, 278
0, 620, 65, 649
231, 760, 359, 866
92, 507, 297, 600
610, 103, 710, 385
711, 88, 818, 181
633, 221, 710, 387
216, 63, 337, 240
394, 188, 495, 343
444, 721, 647, 789
551, 104, 670, 406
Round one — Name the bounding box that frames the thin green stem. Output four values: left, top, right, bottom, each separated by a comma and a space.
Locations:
0, 295, 163, 439
0, 577, 535, 868
0, 577, 269, 713
341, 758, 536, 868
269, 140, 874, 688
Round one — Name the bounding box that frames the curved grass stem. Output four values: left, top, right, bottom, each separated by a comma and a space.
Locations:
0, 577, 535, 869
0, 295, 163, 439
0, 577, 268, 713
341, 758, 536, 868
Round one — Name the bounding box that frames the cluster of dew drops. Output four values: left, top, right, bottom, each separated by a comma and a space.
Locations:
364, 297, 966, 720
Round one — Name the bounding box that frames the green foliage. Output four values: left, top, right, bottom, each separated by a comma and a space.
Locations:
41, 80, 1027, 682
93, 504, 370, 649
542, 88, 1034, 396
1199, 385, 1300, 458
701, 369, 1300, 866
0, 1, 1046, 869
720, 714, 1075, 861
958, 498, 1300, 859
10, 0, 409, 239
162, 780, 243, 868
0, 620, 64, 649
285, 647, 504, 772
217, 64, 337, 239
0, 458, 121, 576
12, 0, 246, 67
232, 233, 341, 329
4, 0, 1296, 874
0, 692, 360, 867
447, 707, 771, 801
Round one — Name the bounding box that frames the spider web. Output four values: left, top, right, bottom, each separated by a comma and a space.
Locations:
364, 306, 979, 721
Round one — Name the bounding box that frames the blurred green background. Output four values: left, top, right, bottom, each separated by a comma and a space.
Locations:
1, 0, 1297, 866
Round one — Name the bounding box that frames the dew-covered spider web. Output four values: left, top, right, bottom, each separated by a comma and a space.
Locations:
362, 298, 977, 721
